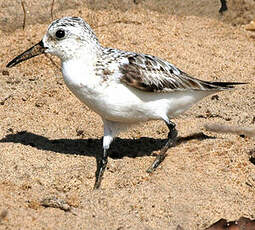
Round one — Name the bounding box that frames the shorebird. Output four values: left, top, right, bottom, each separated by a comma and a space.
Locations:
7, 17, 244, 189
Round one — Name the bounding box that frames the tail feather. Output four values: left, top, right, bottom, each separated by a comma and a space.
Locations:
204, 81, 247, 89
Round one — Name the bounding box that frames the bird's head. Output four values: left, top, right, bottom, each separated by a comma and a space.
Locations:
7, 17, 100, 68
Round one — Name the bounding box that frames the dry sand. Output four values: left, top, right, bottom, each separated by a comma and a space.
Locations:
0, 0, 255, 229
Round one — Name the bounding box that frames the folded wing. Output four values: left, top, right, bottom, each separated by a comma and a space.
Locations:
117, 53, 244, 93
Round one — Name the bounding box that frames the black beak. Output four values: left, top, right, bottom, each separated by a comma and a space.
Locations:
6, 40, 46, 68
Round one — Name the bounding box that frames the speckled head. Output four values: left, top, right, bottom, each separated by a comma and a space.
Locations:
7, 17, 101, 67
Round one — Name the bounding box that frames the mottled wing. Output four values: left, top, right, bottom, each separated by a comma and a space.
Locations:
117, 53, 237, 92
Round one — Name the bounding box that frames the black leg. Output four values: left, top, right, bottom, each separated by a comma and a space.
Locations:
146, 121, 178, 173
94, 148, 108, 189
219, 0, 227, 14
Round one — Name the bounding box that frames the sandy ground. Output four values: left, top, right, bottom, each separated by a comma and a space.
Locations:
1, 0, 255, 229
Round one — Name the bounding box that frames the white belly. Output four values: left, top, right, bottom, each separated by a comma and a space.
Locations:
62, 61, 212, 123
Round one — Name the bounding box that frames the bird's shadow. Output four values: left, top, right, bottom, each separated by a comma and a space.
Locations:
0, 130, 215, 159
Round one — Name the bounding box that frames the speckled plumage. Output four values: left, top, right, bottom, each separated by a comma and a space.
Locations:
6, 17, 244, 189
96, 48, 239, 93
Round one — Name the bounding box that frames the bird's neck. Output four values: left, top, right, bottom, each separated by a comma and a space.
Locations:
61, 42, 102, 64
61, 45, 102, 82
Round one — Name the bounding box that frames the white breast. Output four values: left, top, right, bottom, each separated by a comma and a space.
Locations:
61, 59, 213, 123
62, 59, 104, 109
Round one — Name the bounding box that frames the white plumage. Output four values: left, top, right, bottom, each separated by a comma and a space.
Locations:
6, 17, 244, 189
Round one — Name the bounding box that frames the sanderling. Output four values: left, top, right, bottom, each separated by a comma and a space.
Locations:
7, 17, 244, 189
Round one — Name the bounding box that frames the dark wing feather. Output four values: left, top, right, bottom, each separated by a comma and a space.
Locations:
118, 53, 244, 93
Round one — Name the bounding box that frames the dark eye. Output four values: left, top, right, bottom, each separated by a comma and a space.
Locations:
55, 29, 65, 39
